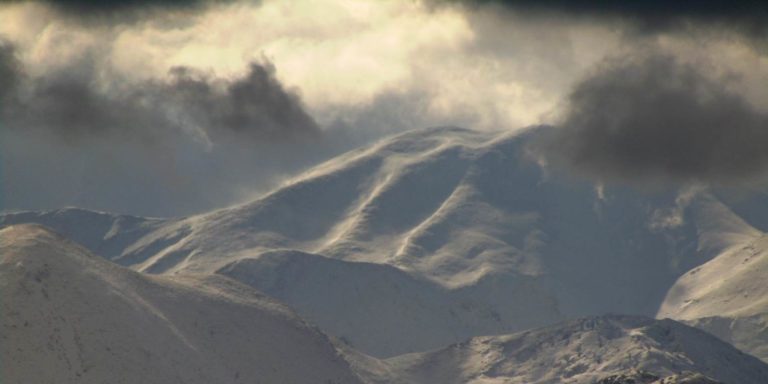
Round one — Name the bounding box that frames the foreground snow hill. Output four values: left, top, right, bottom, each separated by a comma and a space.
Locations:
360, 315, 768, 384
0, 224, 362, 384
4, 127, 768, 359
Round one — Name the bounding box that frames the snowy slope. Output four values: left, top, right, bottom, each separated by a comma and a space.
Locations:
217, 249, 559, 357
1, 127, 760, 358
0, 224, 363, 384
658, 202, 768, 362
116, 127, 707, 292
127, 127, 729, 356
378, 315, 768, 384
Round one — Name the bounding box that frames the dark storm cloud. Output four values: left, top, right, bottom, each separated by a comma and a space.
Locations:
9, 68, 162, 140
535, 53, 768, 185
0, 0, 219, 12
444, 0, 768, 39
42, 0, 204, 9
0, 40, 327, 216
0, 0, 232, 25
1, 47, 318, 143
162, 63, 320, 142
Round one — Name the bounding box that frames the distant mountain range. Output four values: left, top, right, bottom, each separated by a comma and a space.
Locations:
4, 126, 768, 382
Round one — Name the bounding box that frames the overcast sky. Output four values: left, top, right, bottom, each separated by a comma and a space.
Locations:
1, 0, 767, 216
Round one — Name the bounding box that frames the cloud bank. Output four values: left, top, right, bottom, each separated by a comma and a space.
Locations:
1, 0, 768, 216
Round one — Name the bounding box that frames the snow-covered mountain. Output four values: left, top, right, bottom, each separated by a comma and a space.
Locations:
0, 224, 363, 384
366, 315, 768, 384
3, 126, 767, 360
4, 224, 765, 384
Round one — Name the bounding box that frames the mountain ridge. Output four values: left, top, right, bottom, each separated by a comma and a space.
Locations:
3, 126, 767, 360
